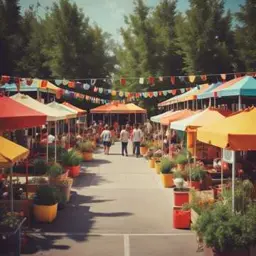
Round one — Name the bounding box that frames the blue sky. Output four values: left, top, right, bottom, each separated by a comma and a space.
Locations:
19, 0, 245, 42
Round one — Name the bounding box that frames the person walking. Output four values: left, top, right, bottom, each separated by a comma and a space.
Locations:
100, 125, 112, 155
120, 125, 129, 156
132, 123, 143, 158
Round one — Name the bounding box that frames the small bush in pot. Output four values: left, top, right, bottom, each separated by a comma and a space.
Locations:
61, 150, 83, 177
78, 141, 93, 161
188, 165, 207, 190
47, 163, 67, 183
160, 157, 176, 188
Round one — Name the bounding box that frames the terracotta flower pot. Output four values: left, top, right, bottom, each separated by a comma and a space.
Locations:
66, 165, 80, 177
140, 146, 147, 155
83, 152, 93, 161
33, 203, 58, 223
173, 207, 191, 229
174, 190, 189, 207
49, 170, 69, 184
188, 181, 201, 190
160, 173, 174, 188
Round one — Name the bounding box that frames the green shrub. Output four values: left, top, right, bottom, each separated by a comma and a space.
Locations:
34, 185, 60, 206
78, 141, 93, 153
47, 163, 65, 178
61, 150, 83, 167
175, 154, 188, 165
160, 157, 175, 174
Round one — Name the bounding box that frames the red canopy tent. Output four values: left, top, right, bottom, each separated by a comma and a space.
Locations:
0, 95, 47, 131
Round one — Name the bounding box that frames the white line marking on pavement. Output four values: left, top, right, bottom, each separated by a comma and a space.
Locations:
26, 232, 195, 237
124, 234, 130, 256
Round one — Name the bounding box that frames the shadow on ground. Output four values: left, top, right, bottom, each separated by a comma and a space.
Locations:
22, 192, 132, 255
81, 158, 112, 168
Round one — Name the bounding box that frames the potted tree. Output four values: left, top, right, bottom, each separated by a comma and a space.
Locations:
188, 165, 207, 190
47, 163, 68, 184
61, 149, 83, 177
78, 141, 93, 161
140, 141, 148, 155
160, 157, 176, 187
33, 185, 60, 223
173, 171, 190, 207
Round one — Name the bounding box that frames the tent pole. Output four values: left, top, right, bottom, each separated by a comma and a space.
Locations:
238, 96, 242, 111
232, 151, 236, 212
46, 123, 49, 162
221, 149, 223, 194
10, 166, 14, 213
135, 113, 137, 124
68, 119, 70, 148
55, 121, 57, 162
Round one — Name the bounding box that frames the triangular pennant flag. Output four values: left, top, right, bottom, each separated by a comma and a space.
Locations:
188, 75, 196, 83
119, 91, 124, 97
68, 81, 75, 88
26, 78, 33, 86
172, 89, 177, 95
125, 92, 129, 97
159, 76, 163, 82
158, 91, 163, 96
179, 76, 185, 82
153, 91, 158, 97
83, 83, 90, 90
180, 88, 185, 93
143, 92, 148, 98
120, 77, 126, 86
62, 79, 69, 85
55, 79, 62, 86
139, 77, 144, 84
111, 90, 117, 96
186, 87, 190, 91
98, 88, 103, 93
163, 91, 168, 96
94, 87, 99, 92
171, 76, 175, 85
200, 75, 207, 81
148, 76, 155, 85
148, 92, 153, 98
220, 74, 226, 81
91, 79, 96, 86
40, 80, 47, 88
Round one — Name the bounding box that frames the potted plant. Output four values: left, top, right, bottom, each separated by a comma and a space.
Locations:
173, 171, 190, 207
33, 158, 48, 176
78, 141, 93, 161
47, 163, 68, 184
27, 177, 48, 193
33, 185, 60, 223
175, 153, 189, 170
61, 149, 83, 177
148, 147, 157, 168
140, 141, 148, 155
188, 165, 206, 190
160, 157, 176, 188
55, 177, 73, 203
173, 204, 191, 229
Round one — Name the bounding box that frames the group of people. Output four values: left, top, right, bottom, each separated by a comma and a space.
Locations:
100, 123, 144, 157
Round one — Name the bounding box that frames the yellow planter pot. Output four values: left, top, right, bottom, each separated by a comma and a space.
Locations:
33, 203, 58, 223
140, 146, 147, 155
149, 158, 155, 168
83, 152, 93, 161
155, 162, 161, 174
160, 173, 174, 188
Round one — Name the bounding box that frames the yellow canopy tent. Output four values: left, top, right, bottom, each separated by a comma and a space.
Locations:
0, 136, 29, 212
197, 107, 256, 151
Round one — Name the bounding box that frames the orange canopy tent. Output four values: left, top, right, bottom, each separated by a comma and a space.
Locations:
62, 102, 86, 116
197, 107, 256, 150
125, 103, 146, 113
160, 109, 195, 126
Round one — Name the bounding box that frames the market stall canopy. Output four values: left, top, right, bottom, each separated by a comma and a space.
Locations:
0, 136, 29, 168
62, 102, 87, 116
182, 84, 209, 102
0, 79, 60, 95
171, 108, 230, 131
197, 82, 222, 99
47, 102, 77, 119
10, 93, 67, 121
158, 87, 198, 107
197, 107, 256, 151
160, 110, 195, 126
218, 76, 256, 97
125, 103, 147, 113
0, 95, 47, 131
90, 104, 114, 113
150, 110, 173, 123
91, 103, 144, 114
200, 77, 243, 99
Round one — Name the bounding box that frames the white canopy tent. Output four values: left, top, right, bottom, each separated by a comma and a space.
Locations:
150, 110, 173, 123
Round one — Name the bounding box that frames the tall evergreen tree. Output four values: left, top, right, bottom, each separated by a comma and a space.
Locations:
235, 0, 256, 71
175, 0, 235, 74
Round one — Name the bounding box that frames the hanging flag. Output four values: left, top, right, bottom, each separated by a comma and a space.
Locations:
188, 75, 196, 83
1, 75, 10, 84
55, 79, 62, 86
139, 77, 144, 84
158, 91, 163, 96
56, 89, 63, 99
148, 76, 155, 85
172, 89, 177, 95
171, 76, 175, 85
62, 79, 69, 85
119, 91, 124, 97
153, 91, 158, 97
201, 75, 207, 81
125, 92, 129, 97
83, 83, 90, 90
186, 87, 190, 92
111, 90, 117, 96
120, 77, 126, 86
179, 76, 185, 82
94, 87, 98, 93
180, 88, 185, 93
91, 79, 97, 86
159, 76, 163, 82
26, 78, 33, 86
41, 80, 47, 88
148, 92, 153, 98
68, 81, 75, 88
143, 92, 148, 98
220, 74, 226, 81
75, 82, 82, 88
163, 91, 168, 96
98, 88, 103, 93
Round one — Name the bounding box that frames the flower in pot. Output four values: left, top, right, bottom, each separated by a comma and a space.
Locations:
47, 163, 68, 184
188, 165, 206, 190
33, 158, 48, 176
61, 149, 83, 177
175, 153, 188, 172
33, 185, 60, 223
160, 157, 176, 188
78, 141, 93, 161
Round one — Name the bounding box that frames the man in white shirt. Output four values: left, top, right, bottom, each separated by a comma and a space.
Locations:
100, 125, 112, 155
120, 125, 129, 156
132, 123, 143, 157
48, 133, 55, 144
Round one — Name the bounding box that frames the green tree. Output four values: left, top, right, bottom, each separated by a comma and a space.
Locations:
175, 0, 236, 74
235, 0, 256, 71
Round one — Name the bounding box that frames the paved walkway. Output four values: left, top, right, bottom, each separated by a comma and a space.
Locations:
23, 142, 203, 256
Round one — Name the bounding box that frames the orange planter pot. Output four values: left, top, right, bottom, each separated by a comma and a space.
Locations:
188, 181, 201, 190
49, 170, 69, 184
149, 158, 155, 168
33, 203, 58, 223
67, 165, 80, 177
174, 190, 189, 206
83, 152, 93, 161
173, 207, 191, 229
160, 173, 174, 188
155, 162, 161, 174
140, 146, 147, 155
